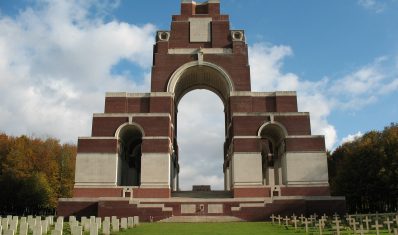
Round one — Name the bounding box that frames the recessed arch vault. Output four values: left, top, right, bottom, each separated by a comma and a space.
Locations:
167, 61, 234, 105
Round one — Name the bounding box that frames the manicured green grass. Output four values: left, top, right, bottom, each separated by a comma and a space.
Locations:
118, 222, 299, 235
117, 222, 394, 235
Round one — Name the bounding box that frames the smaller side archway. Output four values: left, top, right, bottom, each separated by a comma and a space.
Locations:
116, 123, 144, 186
258, 122, 287, 189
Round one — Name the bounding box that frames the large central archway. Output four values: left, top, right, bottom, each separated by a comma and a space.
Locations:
177, 90, 225, 190
168, 62, 234, 192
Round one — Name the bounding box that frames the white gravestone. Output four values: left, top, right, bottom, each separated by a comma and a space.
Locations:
32, 224, 42, 235
111, 219, 119, 232
1, 218, 8, 230
51, 230, 62, 235
19, 222, 28, 235
4, 230, 14, 235
95, 218, 101, 229
128, 217, 134, 228
120, 218, 127, 230
102, 221, 110, 235
133, 216, 139, 226
89, 222, 98, 235
8, 221, 16, 232
41, 220, 48, 234
75, 226, 83, 235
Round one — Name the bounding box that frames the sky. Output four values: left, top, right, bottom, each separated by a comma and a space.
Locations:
0, 0, 397, 190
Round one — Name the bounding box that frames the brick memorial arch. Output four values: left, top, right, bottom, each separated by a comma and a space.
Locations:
58, 0, 345, 221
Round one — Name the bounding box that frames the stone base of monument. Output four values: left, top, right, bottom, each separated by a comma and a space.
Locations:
57, 195, 346, 222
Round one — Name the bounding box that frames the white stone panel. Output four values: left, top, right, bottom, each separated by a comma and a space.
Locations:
140, 153, 170, 188
181, 204, 196, 214
75, 153, 118, 186
232, 153, 263, 186
284, 152, 329, 185
189, 18, 212, 42
208, 204, 223, 214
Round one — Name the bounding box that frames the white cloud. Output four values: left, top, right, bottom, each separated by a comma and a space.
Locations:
248, 43, 398, 150
0, 0, 155, 142
341, 131, 363, 144
177, 90, 225, 190
358, 0, 385, 13
249, 43, 337, 149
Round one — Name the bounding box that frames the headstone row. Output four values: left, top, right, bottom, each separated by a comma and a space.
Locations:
0, 215, 139, 235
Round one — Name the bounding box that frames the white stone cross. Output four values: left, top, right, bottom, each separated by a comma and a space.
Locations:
351, 218, 359, 233
276, 215, 282, 226
394, 215, 398, 226
384, 217, 394, 234
308, 215, 315, 224
318, 219, 324, 235
346, 215, 353, 224
302, 218, 311, 234
333, 213, 340, 220
332, 218, 342, 235
313, 213, 318, 220
291, 216, 299, 230
270, 214, 276, 224
322, 214, 328, 220
356, 224, 366, 235
393, 228, 398, 235
363, 216, 372, 231
299, 214, 306, 223
283, 216, 290, 227
371, 220, 383, 235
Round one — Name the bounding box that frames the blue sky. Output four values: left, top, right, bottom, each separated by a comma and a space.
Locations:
0, 0, 397, 189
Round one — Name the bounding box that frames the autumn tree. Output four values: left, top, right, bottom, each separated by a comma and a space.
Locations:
0, 133, 76, 214
329, 123, 398, 213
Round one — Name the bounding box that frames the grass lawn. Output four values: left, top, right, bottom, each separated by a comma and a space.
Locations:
116, 222, 394, 235
117, 222, 300, 235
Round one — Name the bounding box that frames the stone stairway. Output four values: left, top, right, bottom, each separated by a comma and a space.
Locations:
159, 216, 244, 223
171, 191, 233, 198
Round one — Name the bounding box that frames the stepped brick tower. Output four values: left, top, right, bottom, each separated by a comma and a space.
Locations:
58, 0, 345, 221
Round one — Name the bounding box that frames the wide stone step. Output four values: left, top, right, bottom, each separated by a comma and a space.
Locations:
171, 191, 233, 199
159, 216, 244, 223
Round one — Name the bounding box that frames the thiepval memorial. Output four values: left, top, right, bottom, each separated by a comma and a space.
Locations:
58, 0, 346, 221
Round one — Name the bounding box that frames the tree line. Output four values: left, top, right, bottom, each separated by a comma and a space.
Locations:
328, 123, 398, 213
0, 123, 397, 215
0, 133, 76, 215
